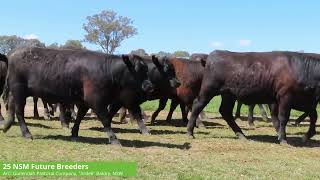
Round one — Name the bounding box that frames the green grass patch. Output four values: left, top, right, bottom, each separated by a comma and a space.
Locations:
141, 96, 310, 119
0, 110, 319, 179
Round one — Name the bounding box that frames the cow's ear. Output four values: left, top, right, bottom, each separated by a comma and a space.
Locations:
200, 59, 206, 67
152, 55, 162, 69
122, 54, 133, 68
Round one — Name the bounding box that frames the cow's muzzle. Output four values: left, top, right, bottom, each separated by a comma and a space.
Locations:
142, 80, 154, 93
169, 78, 181, 88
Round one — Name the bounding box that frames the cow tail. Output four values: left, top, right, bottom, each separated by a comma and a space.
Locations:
0, 53, 9, 104
2, 73, 9, 105
0, 53, 8, 66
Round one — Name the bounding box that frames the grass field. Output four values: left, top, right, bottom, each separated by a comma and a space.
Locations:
141, 96, 315, 118
0, 98, 320, 179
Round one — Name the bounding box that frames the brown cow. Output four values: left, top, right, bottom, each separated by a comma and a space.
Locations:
151, 57, 206, 126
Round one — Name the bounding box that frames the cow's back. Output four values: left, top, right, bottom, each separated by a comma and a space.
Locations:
170, 58, 204, 103
7, 47, 117, 102
205, 50, 295, 104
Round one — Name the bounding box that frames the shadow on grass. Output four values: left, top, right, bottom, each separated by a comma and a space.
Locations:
148, 118, 224, 128
42, 135, 191, 149
147, 119, 187, 127
26, 122, 56, 129
0, 121, 56, 130
88, 127, 210, 135
248, 135, 320, 148
25, 116, 97, 121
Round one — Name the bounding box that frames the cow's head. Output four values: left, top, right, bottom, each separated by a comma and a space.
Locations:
191, 54, 208, 67
152, 55, 180, 88
122, 54, 154, 93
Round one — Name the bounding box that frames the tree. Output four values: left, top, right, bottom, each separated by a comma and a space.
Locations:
47, 42, 59, 49
19, 38, 45, 48
61, 40, 85, 50
83, 10, 137, 54
0, 35, 45, 55
0, 35, 25, 54
153, 51, 172, 58
173, 51, 190, 58
130, 49, 148, 56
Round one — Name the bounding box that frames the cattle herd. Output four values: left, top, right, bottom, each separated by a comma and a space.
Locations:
0, 47, 319, 146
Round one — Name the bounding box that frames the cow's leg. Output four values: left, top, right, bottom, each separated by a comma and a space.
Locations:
303, 109, 317, 142
15, 92, 32, 139
269, 104, 280, 132
258, 104, 268, 121
48, 103, 55, 116
196, 110, 206, 128
166, 99, 179, 123
180, 103, 188, 123
33, 97, 39, 118
248, 104, 255, 128
52, 104, 58, 114
150, 98, 168, 125
277, 97, 291, 144
118, 107, 128, 124
0, 103, 4, 122
220, 95, 246, 139
96, 104, 121, 145
235, 101, 242, 119
42, 99, 50, 120
187, 94, 213, 138
59, 103, 73, 129
199, 111, 208, 120
294, 112, 308, 126
3, 93, 15, 132
128, 105, 149, 135
70, 104, 77, 121
141, 111, 149, 122
71, 104, 89, 138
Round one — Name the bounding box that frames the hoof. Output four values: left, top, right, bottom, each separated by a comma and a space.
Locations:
187, 132, 195, 139
23, 133, 33, 140
3, 121, 13, 133
279, 139, 288, 145
109, 139, 121, 146
141, 129, 150, 135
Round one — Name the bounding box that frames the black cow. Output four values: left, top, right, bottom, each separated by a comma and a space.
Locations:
2, 47, 154, 145
0, 53, 8, 122
187, 50, 320, 144
71, 55, 180, 136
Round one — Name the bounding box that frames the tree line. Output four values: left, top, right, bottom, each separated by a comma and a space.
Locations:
0, 10, 191, 58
